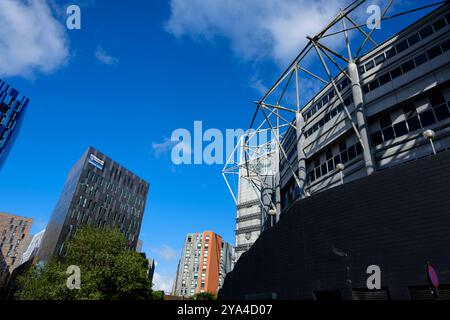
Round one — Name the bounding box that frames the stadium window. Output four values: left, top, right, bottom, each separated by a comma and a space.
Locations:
390, 66, 403, 79
330, 108, 337, 118
401, 60, 415, 73
442, 39, 450, 52
407, 116, 421, 132
369, 79, 380, 91
333, 154, 341, 167
419, 25, 433, 39
393, 121, 408, 138
385, 47, 396, 59
379, 73, 391, 86
433, 18, 446, 31
374, 53, 386, 66
365, 60, 375, 71
414, 53, 428, 67
371, 131, 384, 146
359, 65, 365, 74
339, 141, 347, 152
396, 40, 409, 53
379, 114, 392, 128
426, 45, 443, 60
382, 126, 395, 141
429, 91, 446, 107
362, 84, 370, 94
433, 105, 450, 121
407, 33, 420, 46
321, 163, 328, 176
355, 142, 362, 155
348, 145, 357, 160
324, 113, 331, 123
419, 109, 437, 127
340, 150, 349, 164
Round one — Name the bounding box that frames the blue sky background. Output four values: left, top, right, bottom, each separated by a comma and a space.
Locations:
0, 0, 440, 291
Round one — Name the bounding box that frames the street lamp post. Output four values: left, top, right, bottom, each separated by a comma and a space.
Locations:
423, 129, 437, 155
336, 163, 345, 185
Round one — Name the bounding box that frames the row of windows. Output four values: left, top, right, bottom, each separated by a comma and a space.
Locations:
362, 39, 450, 95
307, 140, 363, 184
303, 77, 351, 121
304, 96, 353, 138
370, 92, 450, 147
359, 13, 450, 74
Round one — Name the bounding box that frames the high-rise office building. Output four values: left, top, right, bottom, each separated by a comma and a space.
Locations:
36, 146, 149, 262
173, 231, 233, 297
0, 80, 30, 171
0, 213, 32, 289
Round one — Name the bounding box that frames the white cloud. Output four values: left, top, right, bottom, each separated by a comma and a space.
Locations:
152, 244, 177, 261
165, 0, 343, 65
95, 46, 119, 65
0, 0, 69, 78
151, 137, 192, 158
152, 272, 174, 293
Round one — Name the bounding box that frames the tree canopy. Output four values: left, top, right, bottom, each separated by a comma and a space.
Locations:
17, 226, 154, 300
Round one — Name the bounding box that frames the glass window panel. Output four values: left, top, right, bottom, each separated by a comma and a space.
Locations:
396, 40, 409, 53
369, 79, 380, 91
401, 60, 415, 73
371, 131, 384, 146
408, 33, 420, 46
382, 127, 395, 141
427, 45, 443, 60
321, 163, 328, 176
379, 72, 391, 86
347, 146, 357, 160
365, 60, 375, 71
390, 67, 403, 79
407, 116, 421, 131
374, 54, 386, 65
327, 160, 334, 172
394, 121, 408, 137
419, 109, 437, 127
341, 151, 349, 163
429, 91, 446, 107
414, 53, 428, 66
442, 39, 450, 52
433, 18, 446, 31
385, 47, 396, 59
380, 114, 392, 128
419, 25, 433, 39
434, 105, 450, 121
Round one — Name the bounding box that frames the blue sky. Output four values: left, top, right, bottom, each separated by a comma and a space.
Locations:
0, 0, 440, 291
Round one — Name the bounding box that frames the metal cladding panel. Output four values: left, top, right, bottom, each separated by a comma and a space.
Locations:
219, 150, 450, 300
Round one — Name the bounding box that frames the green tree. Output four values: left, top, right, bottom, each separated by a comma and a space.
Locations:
17, 226, 153, 300
191, 292, 216, 300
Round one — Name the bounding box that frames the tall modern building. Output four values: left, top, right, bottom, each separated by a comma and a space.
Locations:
36, 147, 149, 262
0, 213, 32, 289
0, 80, 30, 171
173, 231, 233, 297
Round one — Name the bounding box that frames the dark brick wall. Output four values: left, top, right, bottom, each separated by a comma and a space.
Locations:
219, 150, 450, 300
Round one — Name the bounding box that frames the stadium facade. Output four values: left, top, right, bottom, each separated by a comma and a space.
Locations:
221, 1, 450, 299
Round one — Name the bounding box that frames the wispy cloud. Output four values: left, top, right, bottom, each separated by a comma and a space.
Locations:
152, 272, 174, 293
0, 0, 69, 78
95, 46, 119, 65
151, 137, 192, 158
152, 244, 178, 261
165, 0, 343, 65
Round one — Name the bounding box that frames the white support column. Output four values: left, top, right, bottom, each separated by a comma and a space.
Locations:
348, 62, 375, 175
